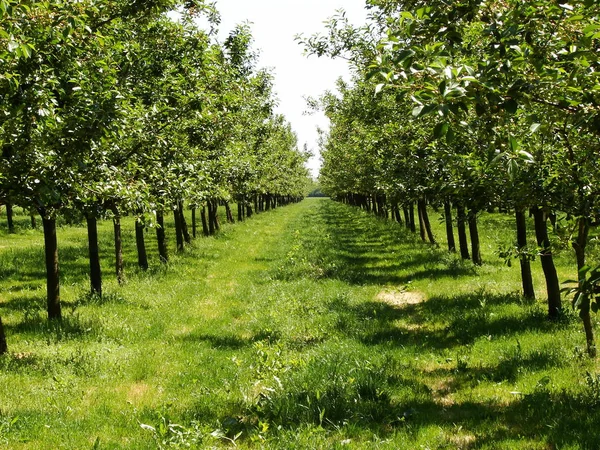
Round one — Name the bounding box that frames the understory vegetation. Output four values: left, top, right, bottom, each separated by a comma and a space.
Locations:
1, 198, 599, 449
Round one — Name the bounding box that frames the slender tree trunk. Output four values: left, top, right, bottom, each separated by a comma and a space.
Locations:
225, 202, 235, 223
30, 212, 37, 229
191, 208, 197, 239
403, 206, 410, 230
113, 215, 124, 285
212, 200, 221, 231
0, 316, 7, 355
468, 209, 482, 265
86, 215, 102, 296
419, 199, 436, 244
515, 208, 535, 300
173, 206, 184, 252
573, 217, 595, 356
179, 203, 191, 244
6, 202, 14, 233
42, 216, 61, 320
156, 210, 168, 263
246, 197, 253, 218
444, 200, 456, 252
373, 195, 380, 216
238, 201, 243, 222
418, 201, 426, 242
207, 201, 215, 235
532, 207, 562, 319
456, 204, 470, 260
135, 219, 148, 271
408, 202, 416, 233
201, 206, 209, 236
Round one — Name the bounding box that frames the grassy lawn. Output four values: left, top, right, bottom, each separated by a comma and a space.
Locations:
1, 198, 599, 448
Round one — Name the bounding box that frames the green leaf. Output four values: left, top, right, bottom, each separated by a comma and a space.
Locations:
434, 122, 449, 139
7, 40, 18, 52
412, 105, 424, 117
446, 127, 455, 144
530, 123, 541, 133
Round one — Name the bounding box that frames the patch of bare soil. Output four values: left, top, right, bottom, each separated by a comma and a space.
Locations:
447, 433, 477, 449
375, 288, 425, 308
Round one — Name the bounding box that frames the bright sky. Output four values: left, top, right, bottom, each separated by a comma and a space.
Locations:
209, 0, 368, 177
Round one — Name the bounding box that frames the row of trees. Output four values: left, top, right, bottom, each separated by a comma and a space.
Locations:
0, 1, 310, 353
303, 0, 600, 355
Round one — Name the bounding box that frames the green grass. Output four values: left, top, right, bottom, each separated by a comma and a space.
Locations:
0, 199, 599, 449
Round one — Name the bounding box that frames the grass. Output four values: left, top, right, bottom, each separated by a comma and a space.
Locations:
0, 199, 599, 448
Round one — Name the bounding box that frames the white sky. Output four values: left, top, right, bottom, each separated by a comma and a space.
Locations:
208, 0, 368, 177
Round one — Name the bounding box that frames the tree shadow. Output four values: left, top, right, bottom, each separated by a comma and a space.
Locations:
4, 309, 102, 342
178, 328, 281, 350
277, 200, 477, 286
327, 291, 561, 351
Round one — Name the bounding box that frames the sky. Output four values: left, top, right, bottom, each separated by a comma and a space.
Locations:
207, 0, 368, 177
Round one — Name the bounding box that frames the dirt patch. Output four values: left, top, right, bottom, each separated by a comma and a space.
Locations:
430, 378, 456, 407
448, 434, 477, 449
375, 288, 425, 308
127, 382, 152, 404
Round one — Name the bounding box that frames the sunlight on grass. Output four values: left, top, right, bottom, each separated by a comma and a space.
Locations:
0, 200, 599, 448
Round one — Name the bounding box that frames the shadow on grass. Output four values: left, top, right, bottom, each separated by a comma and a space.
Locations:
182, 356, 600, 449
275, 200, 476, 285
178, 328, 282, 350
0, 294, 45, 312
328, 290, 562, 351
5, 309, 101, 342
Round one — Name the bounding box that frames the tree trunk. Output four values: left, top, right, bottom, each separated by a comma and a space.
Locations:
113, 215, 124, 285
191, 208, 197, 239
515, 208, 535, 300
0, 316, 7, 355
212, 200, 221, 231
225, 202, 235, 224
6, 202, 14, 233
456, 204, 470, 260
42, 216, 61, 320
417, 201, 426, 242
86, 215, 102, 296
532, 207, 562, 319
135, 219, 148, 271
179, 201, 191, 244
30, 212, 37, 229
156, 210, 168, 263
468, 209, 482, 265
408, 202, 416, 233
238, 200, 243, 222
573, 217, 595, 356
173, 206, 184, 252
207, 202, 215, 235
444, 200, 456, 252
403, 206, 411, 230
419, 198, 436, 244
393, 203, 402, 224
201, 206, 209, 236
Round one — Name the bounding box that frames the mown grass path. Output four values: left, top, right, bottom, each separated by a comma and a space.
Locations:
1, 198, 599, 449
